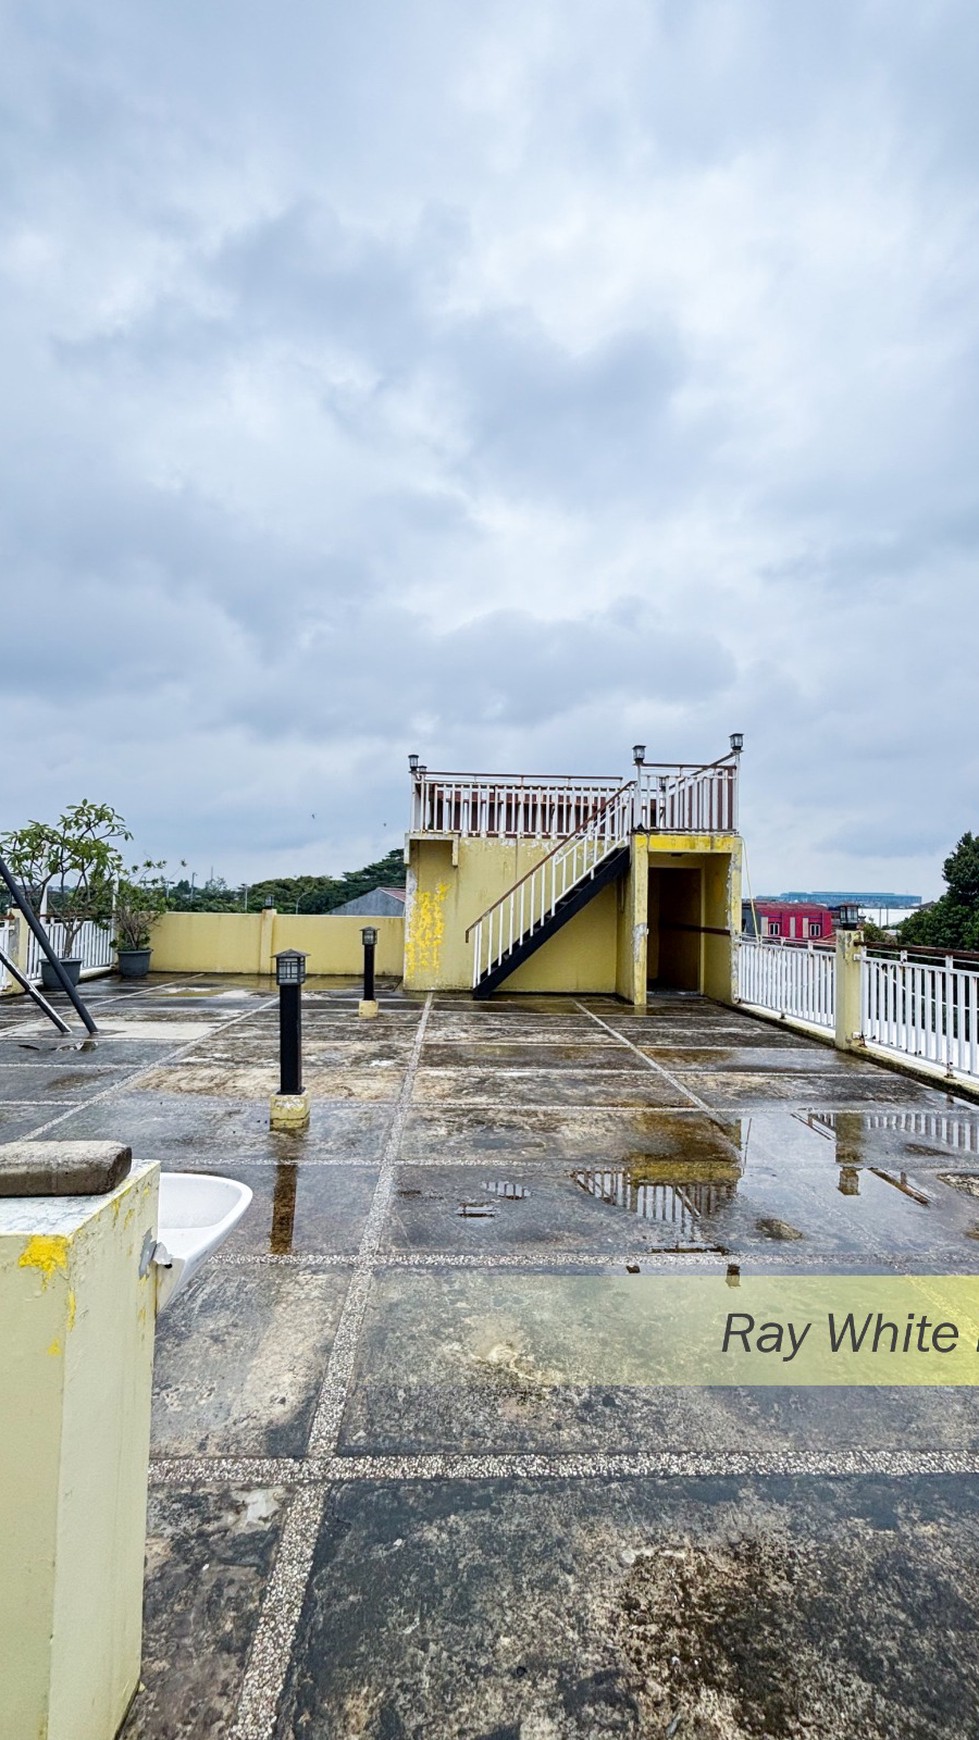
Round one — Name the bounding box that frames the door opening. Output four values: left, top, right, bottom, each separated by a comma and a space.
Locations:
648, 867, 702, 992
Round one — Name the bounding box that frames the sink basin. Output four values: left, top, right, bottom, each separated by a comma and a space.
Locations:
155, 1172, 253, 1313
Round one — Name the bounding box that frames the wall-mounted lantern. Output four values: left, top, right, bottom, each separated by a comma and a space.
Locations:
408, 753, 419, 773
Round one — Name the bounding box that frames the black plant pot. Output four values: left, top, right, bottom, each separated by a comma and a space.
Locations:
40, 957, 83, 991
117, 948, 152, 979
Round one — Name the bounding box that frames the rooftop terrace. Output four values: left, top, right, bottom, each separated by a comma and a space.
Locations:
5, 975, 979, 1736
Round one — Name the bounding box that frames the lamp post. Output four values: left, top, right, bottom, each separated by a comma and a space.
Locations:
359, 925, 378, 1019
729, 732, 744, 755
834, 903, 862, 932
269, 949, 310, 1130
631, 746, 646, 831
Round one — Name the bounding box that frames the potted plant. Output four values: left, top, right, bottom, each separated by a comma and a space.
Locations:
114, 861, 170, 978
0, 802, 130, 988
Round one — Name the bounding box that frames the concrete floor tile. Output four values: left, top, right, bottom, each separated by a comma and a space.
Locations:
212, 1161, 378, 1255
120, 1485, 287, 1740
381, 1163, 727, 1256
413, 1067, 692, 1107
399, 1105, 736, 1166
48, 1090, 393, 1164
277, 1476, 979, 1739
152, 1267, 350, 1457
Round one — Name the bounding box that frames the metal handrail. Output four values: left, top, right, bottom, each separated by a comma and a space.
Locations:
465, 781, 634, 939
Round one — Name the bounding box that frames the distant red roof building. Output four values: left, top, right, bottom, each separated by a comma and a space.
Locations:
742, 900, 835, 941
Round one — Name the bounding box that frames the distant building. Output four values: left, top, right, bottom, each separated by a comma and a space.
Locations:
776, 891, 921, 907
742, 900, 835, 941
331, 886, 406, 917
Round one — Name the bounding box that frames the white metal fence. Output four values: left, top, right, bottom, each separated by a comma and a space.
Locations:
737, 937, 979, 1086
737, 936, 836, 1031
22, 920, 115, 983
0, 918, 12, 991
862, 950, 979, 1080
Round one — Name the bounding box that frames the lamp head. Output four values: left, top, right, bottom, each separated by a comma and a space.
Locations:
274, 948, 308, 986
834, 903, 861, 931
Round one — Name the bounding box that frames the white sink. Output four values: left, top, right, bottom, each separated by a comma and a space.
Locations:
155, 1172, 253, 1313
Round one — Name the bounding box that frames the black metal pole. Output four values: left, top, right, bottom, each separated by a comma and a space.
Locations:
0, 855, 98, 1035
278, 982, 302, 1095
363, 940, 376, 1004
0, 942, 72, 1035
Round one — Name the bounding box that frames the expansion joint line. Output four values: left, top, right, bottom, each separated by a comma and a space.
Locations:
231, 992, 434, 1740
574, 1001, 736, 1142
23, 991, 281, 1140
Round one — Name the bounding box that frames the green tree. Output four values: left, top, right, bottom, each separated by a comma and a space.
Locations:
163, 848, 407, 915
0, 802, 131, 954
899, 832, 979, 951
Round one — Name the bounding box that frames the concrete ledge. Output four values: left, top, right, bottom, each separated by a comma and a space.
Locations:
735, 1001, 836, 1048
0, 1141, 132, 1198
734, 1000, 979, 1103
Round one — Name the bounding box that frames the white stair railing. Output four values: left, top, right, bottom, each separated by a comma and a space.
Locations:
466, 783, 634, 987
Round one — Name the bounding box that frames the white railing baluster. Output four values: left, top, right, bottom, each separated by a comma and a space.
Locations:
737, 936, 835, 1031
416, 762, 740, 842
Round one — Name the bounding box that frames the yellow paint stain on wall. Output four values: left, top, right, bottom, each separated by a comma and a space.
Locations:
18, 1236, 75, 1330
405, 882, 448, 978
47, 1340, 61, 1358
18, 1236, 69, 1285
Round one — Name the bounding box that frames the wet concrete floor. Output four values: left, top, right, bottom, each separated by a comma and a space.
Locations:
4, 975, 979, 1737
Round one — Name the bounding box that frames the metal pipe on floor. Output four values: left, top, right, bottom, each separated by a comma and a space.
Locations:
0, 856, 98, 1035
0, 942, 72, 1035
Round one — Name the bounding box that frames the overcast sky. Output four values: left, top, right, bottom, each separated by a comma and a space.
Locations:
1, 0, 977, 896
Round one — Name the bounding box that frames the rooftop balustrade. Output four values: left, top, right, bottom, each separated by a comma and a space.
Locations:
409, 756, 740, 839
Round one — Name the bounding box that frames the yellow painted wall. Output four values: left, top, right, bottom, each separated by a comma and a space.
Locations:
404, 836, 623, 992
149, 911, 265, 974
272, 914, 404, 977
404, 831, 741, 997
148, 836, 740, 1000
506, 881, 619, 994
615, 852, 648, 1006
703, 841, 741, 1004
0, 1162, 159, 1740
149, 911, 404, 978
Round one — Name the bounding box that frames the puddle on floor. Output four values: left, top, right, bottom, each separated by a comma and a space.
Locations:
572, 1165, 738, 1247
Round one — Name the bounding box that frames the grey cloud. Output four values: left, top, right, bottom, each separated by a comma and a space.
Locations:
1, 0, 978, 897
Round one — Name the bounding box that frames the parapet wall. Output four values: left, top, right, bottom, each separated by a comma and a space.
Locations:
148, 910, 404, 978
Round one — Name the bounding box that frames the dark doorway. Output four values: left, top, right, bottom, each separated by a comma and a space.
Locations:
649, 867, 702, 991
